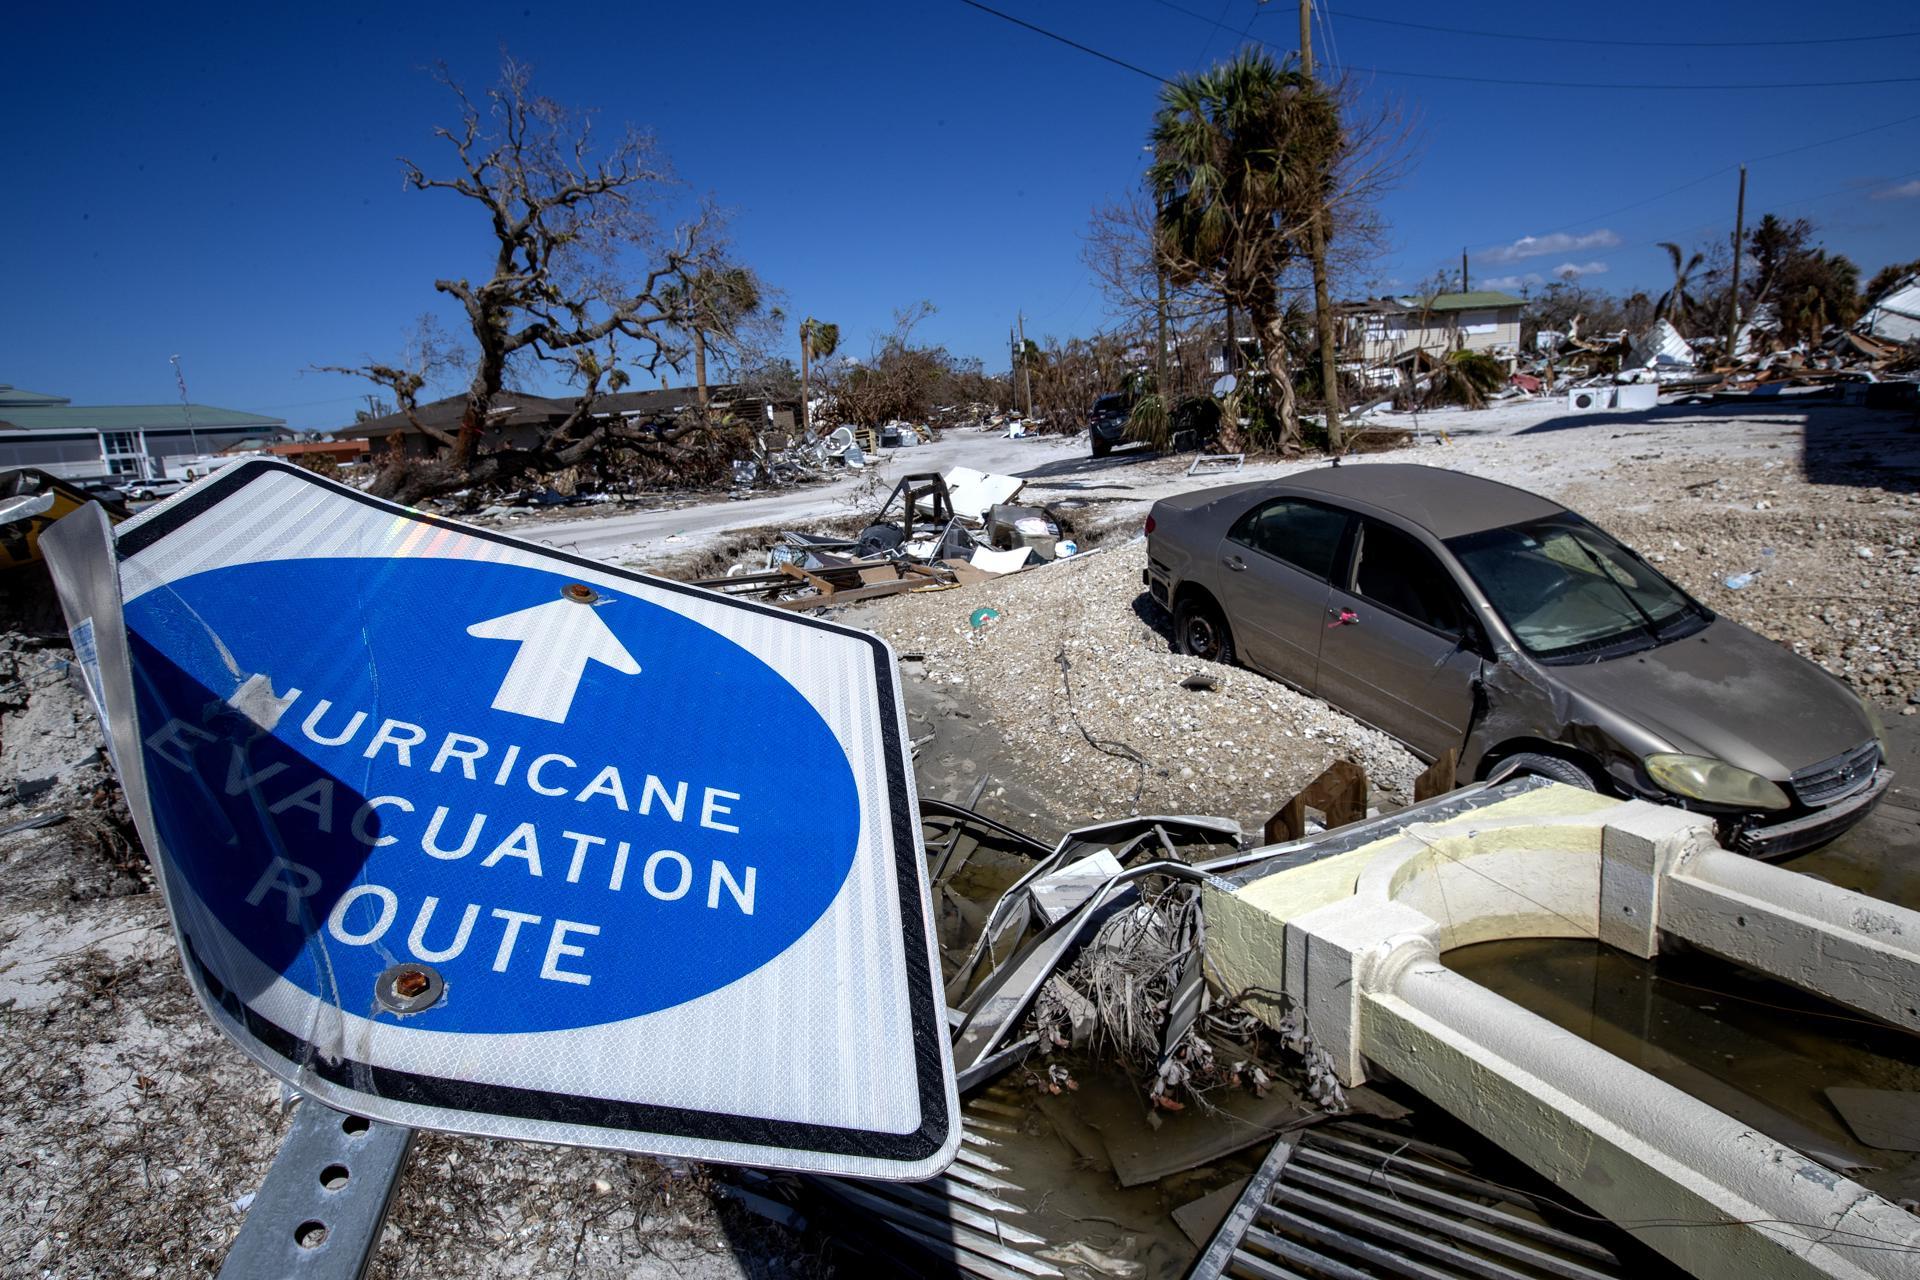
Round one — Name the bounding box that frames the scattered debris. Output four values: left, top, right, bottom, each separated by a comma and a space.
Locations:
1186, 453, 1245, 476
0, 809, 66, 836
1, 468, 130, 570
688, 466, 1087, 611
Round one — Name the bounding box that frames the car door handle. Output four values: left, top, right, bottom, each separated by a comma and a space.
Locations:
1327, 607, 1359, 627
1222, 554, 1247, 572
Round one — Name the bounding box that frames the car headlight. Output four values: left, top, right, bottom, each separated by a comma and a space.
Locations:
1644, 753, 1791, 811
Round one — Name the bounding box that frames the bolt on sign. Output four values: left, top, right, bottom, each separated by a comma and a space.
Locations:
40, 460, 958, 1179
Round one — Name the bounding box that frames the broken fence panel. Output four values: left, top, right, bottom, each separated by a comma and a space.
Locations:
1187, 453, 1245, 477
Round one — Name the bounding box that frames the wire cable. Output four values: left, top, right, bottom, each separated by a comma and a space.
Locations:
1467, 112, 1920, 255
1322, 7, 1920, 48
1352, 65, 1920, 91
1146, 0, 1920, 87
959, 0, 1171, 84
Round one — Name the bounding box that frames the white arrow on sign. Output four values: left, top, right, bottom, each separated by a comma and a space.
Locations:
466, 597, 642, 724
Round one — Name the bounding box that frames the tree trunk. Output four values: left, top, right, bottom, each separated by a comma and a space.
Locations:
1309, 212, 1342, 453
1251, 299, 1300, 453
693, 328, 709, 412
452, 343, 506, 468
800, 327, 811, 434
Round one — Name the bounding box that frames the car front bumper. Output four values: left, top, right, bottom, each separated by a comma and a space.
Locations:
1733, 766, 1892, 858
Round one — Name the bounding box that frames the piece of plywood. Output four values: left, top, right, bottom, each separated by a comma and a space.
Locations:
1070, 1071, 1307, 1188
1172, 1179, 1251, 1248
1827, 1087, 1920, 1152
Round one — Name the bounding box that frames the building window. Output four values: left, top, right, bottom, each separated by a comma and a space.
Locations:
103, 431, 139, 455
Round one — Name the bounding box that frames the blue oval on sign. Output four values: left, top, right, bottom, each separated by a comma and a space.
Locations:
124, 557, 864, 1034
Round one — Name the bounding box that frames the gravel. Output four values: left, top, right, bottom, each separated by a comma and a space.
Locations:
850, 540, 1424, 838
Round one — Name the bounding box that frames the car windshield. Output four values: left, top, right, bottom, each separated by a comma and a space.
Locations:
1446, 515, 1709, 661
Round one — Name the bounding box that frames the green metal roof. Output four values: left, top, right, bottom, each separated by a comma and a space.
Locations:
0, 403, 285, 432
0, 385, 72, 406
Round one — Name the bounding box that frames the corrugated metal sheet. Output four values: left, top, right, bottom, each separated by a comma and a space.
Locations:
1863, 277, 1920, 344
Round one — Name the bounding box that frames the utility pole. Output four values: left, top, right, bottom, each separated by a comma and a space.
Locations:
1300, 0, 1343, 451
1017, 312, 1034, 419
170, 354, 200, 473
1724, 164, 1747, 364
800, 317, 812, 435
1461, 249, 1470, 293
1155, 263, 1171, 396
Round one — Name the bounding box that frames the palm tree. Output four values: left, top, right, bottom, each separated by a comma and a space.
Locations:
665, 267, 762, 412
799, 317, 839, 433
1654, 242, 1704, 333
1149, 50, 1341, 453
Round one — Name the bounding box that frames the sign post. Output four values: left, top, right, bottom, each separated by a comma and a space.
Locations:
42, 459, 958, 1181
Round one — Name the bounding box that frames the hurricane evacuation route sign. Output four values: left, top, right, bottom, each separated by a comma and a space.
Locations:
49, 459, 958, 1179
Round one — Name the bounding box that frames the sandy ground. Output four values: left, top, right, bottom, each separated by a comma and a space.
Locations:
5, 392, 1920, 1276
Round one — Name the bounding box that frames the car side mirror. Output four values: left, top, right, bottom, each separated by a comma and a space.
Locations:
1456, 623, 1495, 663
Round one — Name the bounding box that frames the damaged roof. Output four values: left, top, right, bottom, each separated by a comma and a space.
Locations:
346, 393, 579, 438
1338, 291, 1526, 315
1270, 463, 1564, 538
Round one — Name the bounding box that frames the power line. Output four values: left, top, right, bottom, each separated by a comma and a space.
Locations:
959, 2, 1920, 288
1146, 0, 1920, 88
1313, 0, 1342, 76
958, 0, 1171, 84
1468, 110, 1920, 254
1320, 7, 1920, 48
1475, 169, 1920, 290
1352, 66, 1920, 91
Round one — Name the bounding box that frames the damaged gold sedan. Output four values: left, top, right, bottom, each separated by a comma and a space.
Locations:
1145, 463, 1888, 856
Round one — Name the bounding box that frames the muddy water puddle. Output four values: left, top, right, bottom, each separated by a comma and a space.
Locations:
1448, 936, 1920, 1203
960, 1065, 1272, 1278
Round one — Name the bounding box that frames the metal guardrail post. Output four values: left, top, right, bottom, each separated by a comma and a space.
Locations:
217, 1099, 414, 1280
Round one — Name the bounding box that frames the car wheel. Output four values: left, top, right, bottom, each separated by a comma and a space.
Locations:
1091, 435, 1112, 458
1497, 751, 1601, 790
1174, 595, 1235, 665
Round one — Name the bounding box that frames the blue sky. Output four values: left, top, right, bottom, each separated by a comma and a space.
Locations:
4, 0, 1917, 431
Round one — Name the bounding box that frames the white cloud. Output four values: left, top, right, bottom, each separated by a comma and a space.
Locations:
1479, 229, 1622, 264
1871, 179, 1920, 200
1481, 272, 1545, 291
1553, 260, 1609, 280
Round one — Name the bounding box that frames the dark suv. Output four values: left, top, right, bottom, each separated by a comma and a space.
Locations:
1088, 393, 1129, 457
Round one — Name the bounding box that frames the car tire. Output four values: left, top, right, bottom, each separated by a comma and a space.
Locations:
1497, 751, 1601, 790
1174, 595, 1235, 666
1091, 435, 1112, 458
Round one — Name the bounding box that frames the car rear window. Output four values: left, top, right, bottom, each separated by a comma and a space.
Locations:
1227, 498, 1348, 580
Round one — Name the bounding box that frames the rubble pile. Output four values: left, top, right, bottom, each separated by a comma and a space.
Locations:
1375, 293, 1920, 420
854, 540, 1424, 833
690, 465, 1085, 611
